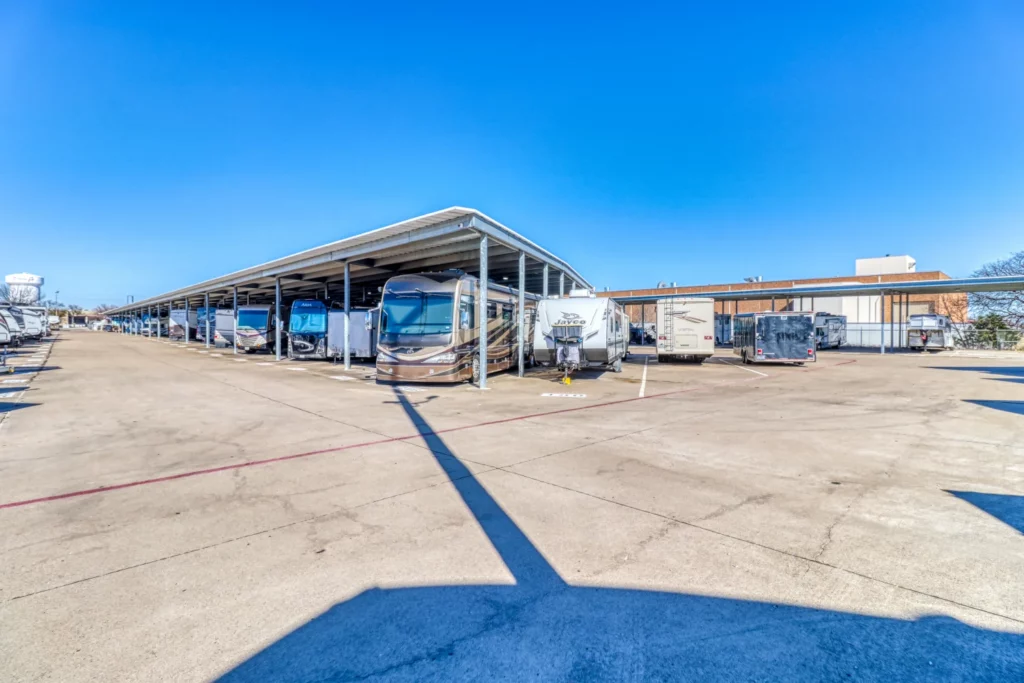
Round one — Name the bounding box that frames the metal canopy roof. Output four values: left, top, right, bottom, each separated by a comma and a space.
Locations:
609, 276, 1024, 304
110, 207, 592, 314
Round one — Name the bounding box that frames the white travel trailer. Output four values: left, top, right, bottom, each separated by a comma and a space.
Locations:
327, 309, 378, 359
0, 308, 22, 346
908, 314, 955, 351
813, 313, 847, 349
533, 290, 629, 376
214, 309, 235, 346
656, 298, 715, 363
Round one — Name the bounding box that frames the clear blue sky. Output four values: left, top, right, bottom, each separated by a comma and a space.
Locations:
1, 2, 1022, 307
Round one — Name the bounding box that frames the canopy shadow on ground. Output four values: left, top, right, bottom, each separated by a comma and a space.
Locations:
0, 401, 39, 415
965, 400, 1024, 416
947, 491, 1024, 536
927, 366, 1024, 384
218, 389, 1024, 682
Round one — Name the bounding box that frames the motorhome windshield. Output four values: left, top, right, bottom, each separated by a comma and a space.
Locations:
290, 302, 327, 334
237, 310, 269, 330
380, 284, 454, 343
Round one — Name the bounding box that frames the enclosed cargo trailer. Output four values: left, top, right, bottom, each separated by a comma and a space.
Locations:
733, 312, 816, 364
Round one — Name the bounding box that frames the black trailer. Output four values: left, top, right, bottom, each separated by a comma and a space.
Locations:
733, 312, 816, 364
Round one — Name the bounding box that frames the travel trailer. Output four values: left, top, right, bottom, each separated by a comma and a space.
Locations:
534, 290, 629, 376
907, 314, 955, 351
288, 299, 379, 360
235, 304, 281, 353
376, 271, 535, 383
813, 313, 847, 349
144, 316, 168, 338
196, 307, 216, 343
0, 308, 22, 346
734, 312, 816, 364
169, 309, 198, 341
214, 309, 235, 347
4, 306, 42, 340
655, 298, 715, 363
0, 314, 10, 347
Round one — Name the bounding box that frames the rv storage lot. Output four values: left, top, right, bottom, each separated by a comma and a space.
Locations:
2, 331, 1023, 681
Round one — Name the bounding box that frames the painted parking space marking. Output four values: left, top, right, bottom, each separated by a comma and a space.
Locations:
2, 379, 29, 384
0, 391, 20, 399
329, 375, 354, 381
396, 387, 425, 393
255, 362, 275, 366
287, 367, 307, 372
541, 393, 587, 398
233, 359, 248, 363
210, 353, 223, 357
639, 357, 649, 398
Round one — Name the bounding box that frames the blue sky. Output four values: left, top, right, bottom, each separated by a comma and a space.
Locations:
1, 2, 1022, 306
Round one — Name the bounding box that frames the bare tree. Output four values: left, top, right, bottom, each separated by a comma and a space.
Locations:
971, 251, 1024, 328
94, 304, 117, 314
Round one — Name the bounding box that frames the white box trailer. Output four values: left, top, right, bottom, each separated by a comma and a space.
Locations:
327, 309, 379, 359
656, 298, 715, 363
169, 309, 197, 340
214, 309, 235, 346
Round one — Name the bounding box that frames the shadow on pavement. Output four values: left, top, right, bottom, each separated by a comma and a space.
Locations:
928, 366, 1024, 385
965, 399, 1024, 416
947, 491, 1024, 536
218, 389, 1024, 682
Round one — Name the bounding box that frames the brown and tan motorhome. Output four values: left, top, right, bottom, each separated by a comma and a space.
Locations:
376, 271, 536, 383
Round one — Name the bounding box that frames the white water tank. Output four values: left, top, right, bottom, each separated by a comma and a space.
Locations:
5, 273, 44, 304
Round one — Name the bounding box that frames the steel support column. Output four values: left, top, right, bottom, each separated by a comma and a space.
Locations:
771, 297, 776, 312
275, 278, 282, 361
542, 263, 549, 298
156, 305, 161, 339
880, 292, 886, 354
205, 293, 211, 348
517, 251, 525, 377
344, 261, 351, 370
641, 304, 646, 346
233, 286, 238, 355
889, 294, 895, 352
184, 298, 189, 344
148, 306, 152, 338
478, 235, 488, 389
559, 271, 564, 297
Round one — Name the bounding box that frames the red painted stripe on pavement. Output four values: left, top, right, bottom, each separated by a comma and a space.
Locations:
0, 377, 762, 511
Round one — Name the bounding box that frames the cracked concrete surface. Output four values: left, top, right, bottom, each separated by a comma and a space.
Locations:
1, 332, 1023, 681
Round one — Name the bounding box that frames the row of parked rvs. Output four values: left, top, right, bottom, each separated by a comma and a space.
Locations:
0, 305, 57, 347
122, 270, 962, 383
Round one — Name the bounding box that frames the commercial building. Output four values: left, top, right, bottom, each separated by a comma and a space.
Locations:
607, 256, 969, 325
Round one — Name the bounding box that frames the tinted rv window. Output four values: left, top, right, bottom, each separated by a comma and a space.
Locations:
290, 302, 327, 334
237, 310, 269, 330
380, 291, 453, 336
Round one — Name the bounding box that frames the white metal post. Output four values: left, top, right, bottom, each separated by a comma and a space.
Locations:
233, 286, 238, 355
343, 261, 351, 370
889, 294, 894, 352
517, 251, 525, 377
275, 278, 282, 361
184, 299, 189, 344
559, 271, 564, 297
204, 293, 211, 348
478, 235, 488, 389
148, 306, 152, 338
156, 305, 161, 339
542, 263, 549, 299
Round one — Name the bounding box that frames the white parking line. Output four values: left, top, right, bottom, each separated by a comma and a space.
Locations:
715, 357, 768, 377
329, 375, 354, 381
541, 393, 587, 398
639, 356, 649, 397
233, 359, 248, 363
2, 379, 28, 384
287, 367, 307, 372
210, 353, 223, 357
255, 362, 275, 366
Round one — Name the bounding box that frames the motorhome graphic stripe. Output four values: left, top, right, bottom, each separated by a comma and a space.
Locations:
0, 376, 770, 511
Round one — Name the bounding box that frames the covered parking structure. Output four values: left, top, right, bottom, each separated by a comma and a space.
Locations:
611, 276, 1024, 353
107, 207, 592, 388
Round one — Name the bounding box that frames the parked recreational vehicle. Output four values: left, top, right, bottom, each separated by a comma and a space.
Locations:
534, 290, 629, 376
5, 306, 42, 340
235, 305, 280, 353
169, 309, 197, 341
814, 313, 847, 349
0, 314, 10, 347
23, 307, 50, 336
714, 313, 733, 345
288, 299, 379, 360
144, 316, 168, 337
376, 271, 535, 383
733, 312, 816, 364
908, 314, 955, 351
212, 309, 234, 346
0, 308, 22, 346
196, 307, 216, 343
656, 298, 715, 363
